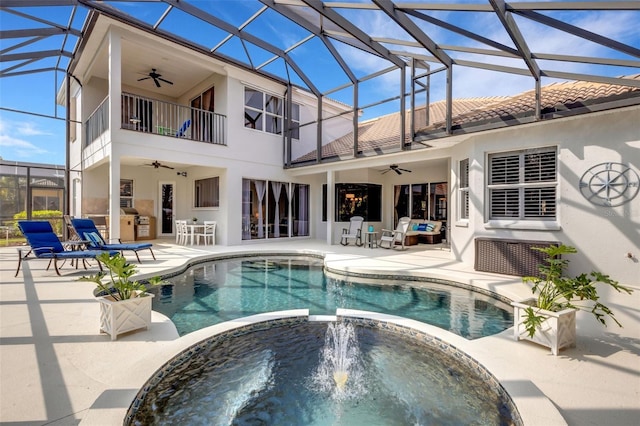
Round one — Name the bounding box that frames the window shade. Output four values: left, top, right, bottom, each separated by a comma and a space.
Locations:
488, 148, 557, 220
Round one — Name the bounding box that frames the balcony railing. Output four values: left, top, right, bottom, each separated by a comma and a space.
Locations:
85, 97, 109, 146
121, 92, 226, 145
84, 93, 227, 147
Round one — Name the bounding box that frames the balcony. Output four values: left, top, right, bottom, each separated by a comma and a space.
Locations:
85, 93, 227, 147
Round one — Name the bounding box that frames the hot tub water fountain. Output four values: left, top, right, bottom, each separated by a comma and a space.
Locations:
311, 321, 365, 401
127, 313, 521, 425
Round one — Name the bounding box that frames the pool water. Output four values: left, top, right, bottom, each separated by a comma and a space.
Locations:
128, 321, 519, 426
148, 256, 513, 338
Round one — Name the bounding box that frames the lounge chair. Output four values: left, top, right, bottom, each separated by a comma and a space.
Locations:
176, 119, 191, 137
340, 216, 364, 246
16, 220, 117, 276
71, 218, 156, 263
379, 217, 411, 250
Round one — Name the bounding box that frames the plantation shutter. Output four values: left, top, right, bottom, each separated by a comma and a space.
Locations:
488, 149, 557, 220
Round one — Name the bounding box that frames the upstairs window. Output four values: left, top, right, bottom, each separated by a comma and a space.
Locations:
244, 87, 299, 139
488, 148, 557, 220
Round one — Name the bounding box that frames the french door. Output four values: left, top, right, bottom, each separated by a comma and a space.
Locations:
159, 181, 175, 236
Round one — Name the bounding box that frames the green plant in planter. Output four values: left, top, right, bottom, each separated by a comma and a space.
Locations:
521, 244, 633, 338
79, 252, 163, 301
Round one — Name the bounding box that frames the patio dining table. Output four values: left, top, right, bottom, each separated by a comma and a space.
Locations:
183, 223, 204, 245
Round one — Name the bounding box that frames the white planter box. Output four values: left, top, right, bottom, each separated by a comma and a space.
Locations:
512, 298, 576, 355
97, 292, 154, 340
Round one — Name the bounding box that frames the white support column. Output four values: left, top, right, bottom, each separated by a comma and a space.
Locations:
109, 152, 121, 240
326, 170, 335, 245
108, 29, 122, 240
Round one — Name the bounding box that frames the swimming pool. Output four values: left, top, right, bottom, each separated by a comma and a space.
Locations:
127, 319, 521, 426
148, 255, 513, 338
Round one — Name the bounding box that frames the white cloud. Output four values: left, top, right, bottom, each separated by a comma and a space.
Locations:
17, 121, 52, 137
0, 134, 49, 157
325, 7, 640, 108
0, 117, 51, 159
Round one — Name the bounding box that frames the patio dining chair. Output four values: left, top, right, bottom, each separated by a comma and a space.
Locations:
379, 217, 411, 250
16, 220, 117, 276
340, 216, 364, 246
195, 221, 216, 245
70, 218, 155, 263
175, 219, 185, 245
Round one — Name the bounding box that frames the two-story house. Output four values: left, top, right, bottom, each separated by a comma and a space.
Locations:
64, 11, 640, 286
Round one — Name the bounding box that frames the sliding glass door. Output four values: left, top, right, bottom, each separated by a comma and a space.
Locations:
242, 179, 309, 240
394, 182, 447, 226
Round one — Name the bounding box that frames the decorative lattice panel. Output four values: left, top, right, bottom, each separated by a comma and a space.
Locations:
475, 238, 559, 277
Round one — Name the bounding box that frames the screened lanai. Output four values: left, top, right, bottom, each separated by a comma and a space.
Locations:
3, 1, 640, 143
1, 1, 640, 216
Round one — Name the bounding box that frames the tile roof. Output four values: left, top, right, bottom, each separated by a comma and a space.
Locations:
436, 75, 640, 129
294, 76, 640, 163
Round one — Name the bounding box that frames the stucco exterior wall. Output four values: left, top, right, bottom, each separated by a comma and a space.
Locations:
450, 106, 640, 286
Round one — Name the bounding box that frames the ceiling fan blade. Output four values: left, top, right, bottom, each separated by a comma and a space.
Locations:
380, 169, 390, 174
399, 168, 412, 173
158, 77, 173, 85
153, 78, 161, 88
394, 169, 402, 175
160, 164, 175, 169
138, 76, 151, 81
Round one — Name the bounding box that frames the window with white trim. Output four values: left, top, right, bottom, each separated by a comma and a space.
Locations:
194, 177, 219, 208
244, 87, 299, 139
244, 87, 282, 134
459, 158, 469, 220
488, 148, 557, 220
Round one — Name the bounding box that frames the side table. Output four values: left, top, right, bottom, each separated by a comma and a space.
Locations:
363, 231, 378, 249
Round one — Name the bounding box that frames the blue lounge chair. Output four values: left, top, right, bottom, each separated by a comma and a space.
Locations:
71, 218, 156, 263
16, 220, 117, 276
176, 119, 191, 137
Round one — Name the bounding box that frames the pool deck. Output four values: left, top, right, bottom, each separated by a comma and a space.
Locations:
1, 239, 638, 425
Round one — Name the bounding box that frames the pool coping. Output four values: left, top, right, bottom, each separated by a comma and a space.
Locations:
80, 251, 567, 425
83, 309, 565, 426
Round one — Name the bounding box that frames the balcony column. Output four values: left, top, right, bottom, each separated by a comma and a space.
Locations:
108, 29, 122, 240
108, 28, 122, 134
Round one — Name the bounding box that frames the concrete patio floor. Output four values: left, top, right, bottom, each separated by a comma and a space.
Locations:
0, 239, 638, 425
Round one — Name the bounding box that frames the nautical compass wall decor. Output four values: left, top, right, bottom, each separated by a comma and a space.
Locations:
579, 162, 639, 207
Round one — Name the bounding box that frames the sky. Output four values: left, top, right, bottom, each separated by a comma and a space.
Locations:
1, 0, 639, 166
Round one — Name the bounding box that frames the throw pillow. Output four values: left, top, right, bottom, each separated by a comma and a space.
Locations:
417, 223, 428, 231
83, 231, 104, 248
426, 223, 435, 232
412, 224, 419, 231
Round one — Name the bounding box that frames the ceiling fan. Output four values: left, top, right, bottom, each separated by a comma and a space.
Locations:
137, 68, 173, 88
145, 161, 174, 170
380, 164, 412, 175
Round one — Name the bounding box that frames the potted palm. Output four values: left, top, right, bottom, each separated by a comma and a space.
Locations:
79, 252, 163, 340
512, 244, 633, 355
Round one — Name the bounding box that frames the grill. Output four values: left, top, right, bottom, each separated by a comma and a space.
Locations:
120, 207, 139, 216
119, 207, 154, 240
